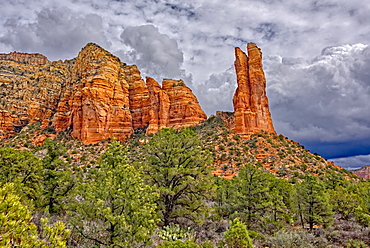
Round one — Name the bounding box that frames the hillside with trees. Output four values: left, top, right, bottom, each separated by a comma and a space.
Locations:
0, 117, 369, 247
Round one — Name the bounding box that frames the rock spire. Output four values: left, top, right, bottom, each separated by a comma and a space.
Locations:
232, 43, 275, 137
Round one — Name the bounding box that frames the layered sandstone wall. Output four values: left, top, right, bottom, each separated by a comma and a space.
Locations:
0, 43, 207, 144
0, 52, 49, 65
162, 79, 207, 129
232, 43, 275, 136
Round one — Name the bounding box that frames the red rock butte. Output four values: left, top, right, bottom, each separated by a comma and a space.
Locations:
0, 43, 207, 144
232, 43, 276, 137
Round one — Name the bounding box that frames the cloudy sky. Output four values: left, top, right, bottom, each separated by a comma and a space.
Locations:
1, 0, 370, 170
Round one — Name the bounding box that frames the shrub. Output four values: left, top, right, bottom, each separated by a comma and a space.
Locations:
157, 240, 210, 248
223, 218, 253, 248
345, 239, 367, 248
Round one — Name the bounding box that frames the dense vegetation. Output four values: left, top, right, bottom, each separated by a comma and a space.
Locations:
0, 120, 370, 247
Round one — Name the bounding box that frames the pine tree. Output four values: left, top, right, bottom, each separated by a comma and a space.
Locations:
141, 128, 216, 226
296, 175, 333, 230
69, 140, 159, 247
0, 148, 43, 201
227, 164, 274, 227
38, 138, 76, 214
0, 183, 69, 247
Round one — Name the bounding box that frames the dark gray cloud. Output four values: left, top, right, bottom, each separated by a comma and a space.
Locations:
120, 24, 184, 79
264, 44, 370, 159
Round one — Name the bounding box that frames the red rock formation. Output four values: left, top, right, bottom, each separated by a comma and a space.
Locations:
353, 165, 370, 180
0, 52, 49, 65
145, 77, 170, 134
232, 43, 275, 137
162, 79, 207, 129
52, 43, 133, 144
0, 110, 17, 139
124, 65, 151, 130
0, 43, 207, 144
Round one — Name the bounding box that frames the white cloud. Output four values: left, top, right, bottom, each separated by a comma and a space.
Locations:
330, 154, 370, 170
196, 67, 236, 116
0, 7, 111, 60
265, 43, 370, 143
262, 44, 370, 158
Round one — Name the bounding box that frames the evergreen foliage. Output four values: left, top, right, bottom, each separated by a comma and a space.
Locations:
142, 128, 216, 226
0, 148, 42, 200
0, 183, 69, 247
69, 140, 159, 247
38, 138, 76, 214
296, 175, 334, 230
223, 218, 253, 248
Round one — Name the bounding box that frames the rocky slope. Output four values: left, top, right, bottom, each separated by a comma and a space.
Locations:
0, 43, 206, 144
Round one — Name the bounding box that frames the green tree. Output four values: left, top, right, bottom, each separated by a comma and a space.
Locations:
0, 148, 42, 200
38, 138, 76, 214
329, 186, 360, 220
296, 175, 333, 230
223, 218, 253, 248
0, 183, 69, 247
70, 140, 159, 247
142, 128, 216, 226
215, 177, 235, 219
224, 164, 275, 228
351, 181, 370, 227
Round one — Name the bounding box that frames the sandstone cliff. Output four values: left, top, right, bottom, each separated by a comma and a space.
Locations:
52, 43, 133, 144
0, 43, 207, 144
162, 79, 207, 129
0, 52, 50, 65
232, 43, 275, 137
353, 165, 370, 180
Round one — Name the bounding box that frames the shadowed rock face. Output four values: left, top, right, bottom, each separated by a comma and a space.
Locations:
0, 43, 207, 144
232, 43, 275, 137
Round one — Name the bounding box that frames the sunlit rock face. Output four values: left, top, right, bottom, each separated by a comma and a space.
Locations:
232, 43, 275, 137
0, 43, 207, 144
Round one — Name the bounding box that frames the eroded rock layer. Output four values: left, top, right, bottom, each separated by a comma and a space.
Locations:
0, 43, 206, 144
162, 79, 207, 129
232, 43, 275, 137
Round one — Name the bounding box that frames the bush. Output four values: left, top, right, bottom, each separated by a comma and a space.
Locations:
265, 229, 315, 248
223, 218, 253, 248
345, 239, 367, 248
157, 240, 211, 248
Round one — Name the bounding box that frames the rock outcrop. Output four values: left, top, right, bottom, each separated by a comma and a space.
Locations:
232, 43, 275, 137
352, 165, 370, 180
52, 43, 133, 144
0, 43, 207, 144
162, 79, 207, 129
145, 77, 170, 134
0, 52, 49, 65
